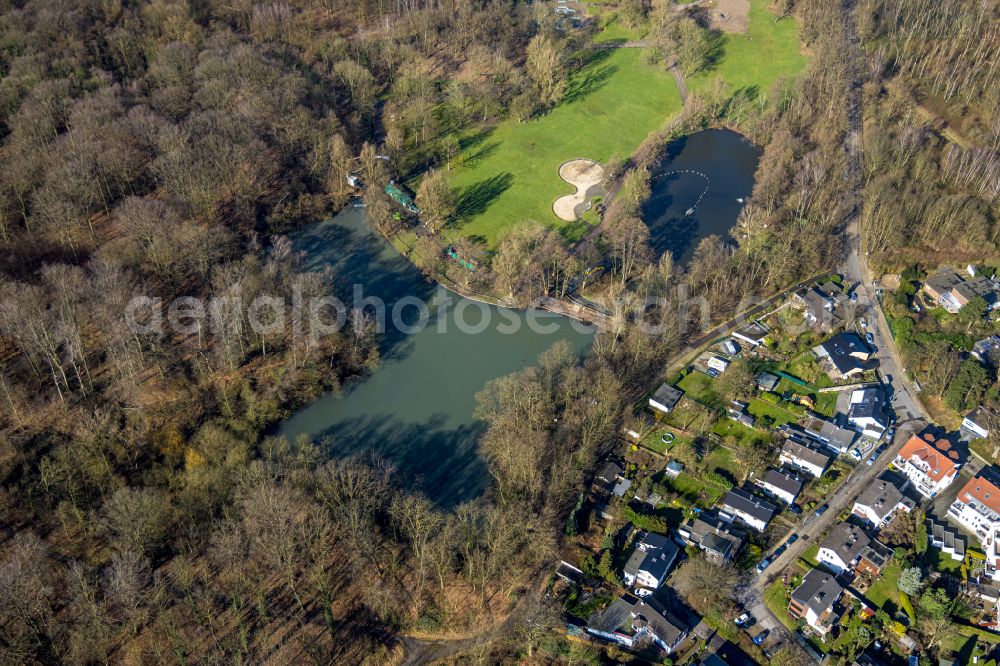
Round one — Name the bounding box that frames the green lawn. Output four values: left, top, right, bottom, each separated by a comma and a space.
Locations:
927, 547, 964, 575
763, 580, 797, 630
448, 47, 682, 246
640, 427, 693, 455
686, 0, 807, 96
865, 562, 901, 613
677, 370, 721, 406
445, 0, 807, 246
747, 397, 800, 426
703, 445, 742, 479
712, 418, 768, 446
801, 543, 820, 566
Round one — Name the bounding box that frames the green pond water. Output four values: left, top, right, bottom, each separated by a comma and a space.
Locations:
277, 206, 595, 506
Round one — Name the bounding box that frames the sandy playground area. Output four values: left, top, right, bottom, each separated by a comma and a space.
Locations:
707, 0, 750, 34
553, 159, 605, 222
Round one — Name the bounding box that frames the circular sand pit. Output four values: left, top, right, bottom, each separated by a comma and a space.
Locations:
553, 159, 605, 222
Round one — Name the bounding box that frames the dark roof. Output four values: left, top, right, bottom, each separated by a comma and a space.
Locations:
722, 488, 777, 524
763, 469, 803, 497
757, 372, 780, 391
820, 523, 871, 564
859, 539, 893, 570
733, 321, 769, 342
589, 596, 686, 646
954, 275, 998, 304
651, 383, 683, 411
623, 533, 679, 582
791, 568, 845, 614
923, 270, 964, 295
781, 439, 833, 470
632, 600, 687, 646
597, 460, 624, 483
818, 332, 871, 375
849, 387, 886, 421
855, 471, 909, 517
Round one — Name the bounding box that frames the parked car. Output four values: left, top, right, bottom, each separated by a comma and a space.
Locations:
815, 504, 829, 516
788, 503, 803, 515
867, 448, 883, 465
764, 641, 783, 659
866, 332, 875, 345
756, 558, 771, 574
886, 427, 896, 441
707, 368, 720, 377
753, 629, 770, 646
634, 587, 653, 598
735, 612, 751, 627
786, 534, 799, 545
849, 448, 862, 461
850, 291, 858, 302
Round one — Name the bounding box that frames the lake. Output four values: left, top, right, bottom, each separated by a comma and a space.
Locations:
641, 128, 760, 264
278, 207, 595, 507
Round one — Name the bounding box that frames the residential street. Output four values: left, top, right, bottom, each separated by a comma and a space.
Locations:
739, 0, 931, 654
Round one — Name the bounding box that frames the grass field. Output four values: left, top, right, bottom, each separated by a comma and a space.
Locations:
444, 0, 807, 246
447, 46, 682, 246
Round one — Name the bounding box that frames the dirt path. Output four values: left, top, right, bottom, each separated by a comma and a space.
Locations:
670, 64, 689, 103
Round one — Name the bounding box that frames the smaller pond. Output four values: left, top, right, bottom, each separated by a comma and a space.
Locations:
641, 129, 760, 265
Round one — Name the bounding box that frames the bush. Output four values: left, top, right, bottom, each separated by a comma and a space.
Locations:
624, 506, 668, 533
899, 592, 916, 623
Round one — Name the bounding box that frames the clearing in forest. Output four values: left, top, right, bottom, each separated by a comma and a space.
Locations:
445, 0, 807, 248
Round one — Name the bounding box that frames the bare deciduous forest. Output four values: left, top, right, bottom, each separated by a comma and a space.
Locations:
0, 0, 996, 663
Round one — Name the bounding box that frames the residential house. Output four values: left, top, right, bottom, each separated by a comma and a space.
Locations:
852, 471, 913, 529
953, 275, 999, 310
761, 469, 803, 505
707, 355, 730, 373
720, 488, 777, 532
732, 322, 769, 347
948, 474, 1000, 578
818, 523, 871, 575
923, 268, 1000, 314
586, 595, 689, 654
788, 568, 846, 636
650, 383, 683, 414
922, 270, 964, 303
848, 387, 889, 438
757, 371, 780, 392
727, 400, 755, 427
801, 414, 858, 454
926, 515, 966, 562
779, 439, 832, 477
622, 532, 680, 590
793, 282, 848, 330
595, 460, 632, 497
855, 539, 894, 577
677, 512, 745, 564
963, 406, 994, 441
972, 335, 1000, 369
813, 332, 873, 380
893, 433, 962, 498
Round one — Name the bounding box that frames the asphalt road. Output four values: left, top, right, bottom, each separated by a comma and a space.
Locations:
740, 1, 931, 655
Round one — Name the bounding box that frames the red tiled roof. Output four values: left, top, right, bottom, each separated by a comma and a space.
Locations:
897, 434, 960, 483
959, 476, 1000, 515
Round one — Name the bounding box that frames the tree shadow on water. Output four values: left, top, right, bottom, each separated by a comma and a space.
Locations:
314, 411, 491, 509
454, 172, 514, 224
